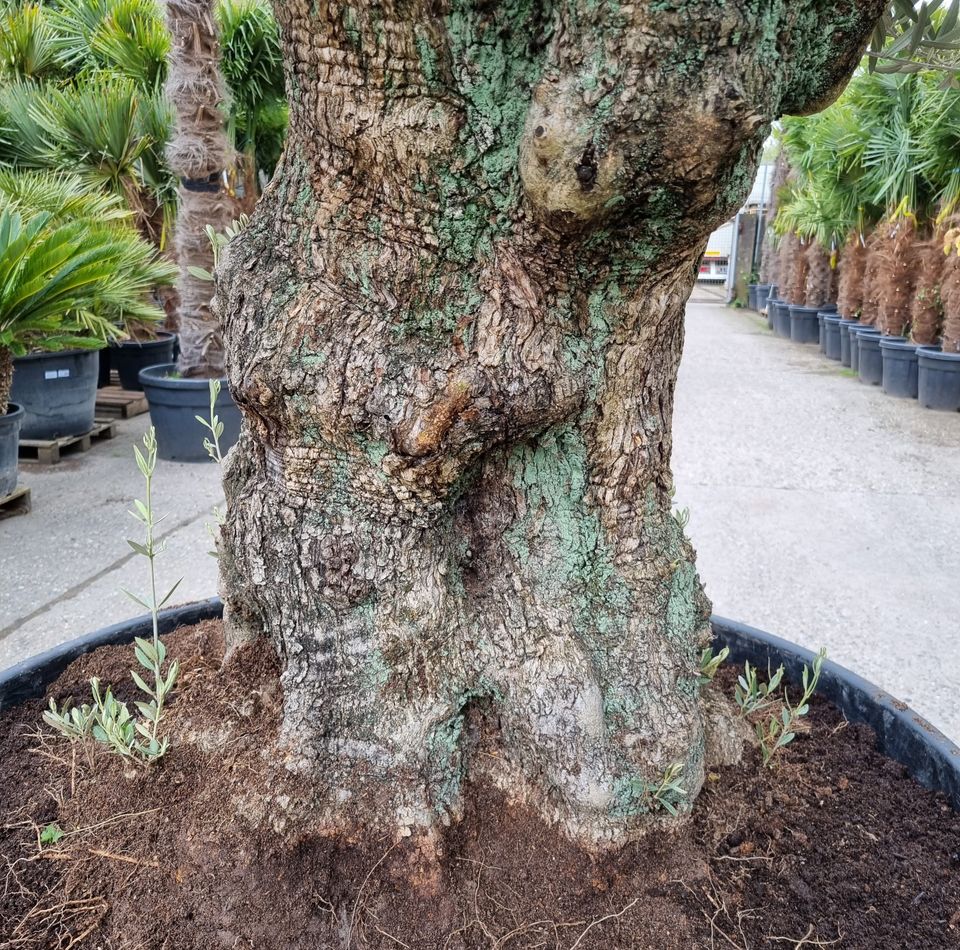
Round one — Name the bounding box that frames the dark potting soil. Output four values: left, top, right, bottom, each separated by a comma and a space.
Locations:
1, 620, 958, 950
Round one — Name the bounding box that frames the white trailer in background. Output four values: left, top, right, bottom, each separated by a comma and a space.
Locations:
697, 220, 733, 282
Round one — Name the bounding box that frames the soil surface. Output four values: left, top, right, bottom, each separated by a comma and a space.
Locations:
1, 620, 958, 950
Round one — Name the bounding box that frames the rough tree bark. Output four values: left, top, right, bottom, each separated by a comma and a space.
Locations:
759, 151, 789, 287
164, 0, 240, 376
216, 0, 885, 851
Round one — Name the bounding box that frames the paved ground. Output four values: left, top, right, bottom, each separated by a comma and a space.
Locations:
2, 288, 959, 739
675, 286, 960, 740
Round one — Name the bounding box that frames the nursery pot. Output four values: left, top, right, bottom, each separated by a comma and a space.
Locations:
855, 329, 885, 385
747, 284, 758, 310
97, 349, 111, 388
918, 346, 960, 412
0, 402, 23, 497
110, 332, 177, 392
765, 297, 779, 330
880, 338, 920, 400
838, 320, 860, 367
10, 349, 99, 441
788, 305, 820, 344
138, 363, 242, 462
773, 301, 793, 338
822, 315, 842, 361
1, 601, 957, 814
755, 284, 772, 312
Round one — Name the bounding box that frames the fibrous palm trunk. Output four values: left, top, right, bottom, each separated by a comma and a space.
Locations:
941, 222, 960, 352
877, 217, 919, 337
910, 234, 944, 345
803, 242, 835, 308
837, 230, 868, 319
0, 346, 12, 416
859, 225, 889, 327
164, 0, 239, 377
216, 0, 885, 851
759, 153, 789, 287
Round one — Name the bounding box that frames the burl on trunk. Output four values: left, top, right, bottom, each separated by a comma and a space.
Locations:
216, 1, 884, 850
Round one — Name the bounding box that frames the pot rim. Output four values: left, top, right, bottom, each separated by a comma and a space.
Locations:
111, 330, 176, 349
0, 600, 956, 809
1, 402, 24, 422
879, 338, 918, 352
918, 347, 960, 365
138, 363, 228, 390
13, 348, 100, 362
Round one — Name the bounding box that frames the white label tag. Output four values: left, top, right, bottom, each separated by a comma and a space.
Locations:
44, 371, 57, 380
57, 369, 70, 378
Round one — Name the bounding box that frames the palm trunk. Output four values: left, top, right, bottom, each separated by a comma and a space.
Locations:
164, 0, 239, 377
837, 230, 868, 319
911, 233, 945, 345
859, 225, 888, 327
759, 153, 789, 286
803, 242, 835, 307
941, 221, 960, 352
0, 346, 12, 416
877, 217, 919, 337
216, 0, 885, 851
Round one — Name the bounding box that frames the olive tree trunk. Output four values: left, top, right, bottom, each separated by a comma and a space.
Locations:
216, 0, 884, 851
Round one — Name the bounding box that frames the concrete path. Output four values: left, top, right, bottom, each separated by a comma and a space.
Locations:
675, 288, 960, 741
0, 417, 221, 669
2, 289, 958, 740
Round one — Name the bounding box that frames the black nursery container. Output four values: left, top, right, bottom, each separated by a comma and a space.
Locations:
0, 402, 23, 497
881, 338, 920, 399
918, 347, 960, 411
773, 301, 793, 338
857, 331, 895, 386
789, 305, 820, 344
748, 284, 758, 310
756, 284, 772, 312
823, 315, 842, 360
111, 332, 177, 392
839, 320, 860, 367
139, 363, 242, 462
10, 349, 99, 440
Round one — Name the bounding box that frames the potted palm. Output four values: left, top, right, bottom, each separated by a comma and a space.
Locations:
138, 0, 244, 462
0, 172, 175, 450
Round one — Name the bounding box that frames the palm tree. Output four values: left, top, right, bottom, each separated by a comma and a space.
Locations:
163, 0, 239, 377
0, 170, 175, 412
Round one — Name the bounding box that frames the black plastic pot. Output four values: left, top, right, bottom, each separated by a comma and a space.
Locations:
2, 601, 957, 812
97, 349, 111, 388
0, 402, 23, 497
838, 320, 860, 367
111, 332, 177, 392
139, 363, 242, 462
918, 346, 960, 411
816, 305, 838, 354
822, 315, 842, 360
748, 284, 758, 310
765, 297, 779, 330
850, 326, 862, 373
773, 301, 793, 338
880, 338, 920, 399
10, 349, 99, 440
756, 284, 772, 312
789, 305, 820, 344
857, 330, 885, 385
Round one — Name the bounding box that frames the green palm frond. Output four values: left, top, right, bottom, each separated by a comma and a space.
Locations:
0, 3, 62, 80
0, 175, 176, 355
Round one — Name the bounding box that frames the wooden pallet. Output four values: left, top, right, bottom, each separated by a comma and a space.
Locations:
95, 385, 149, 419
19, 419, 117, 464
0, 485, 31, 520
